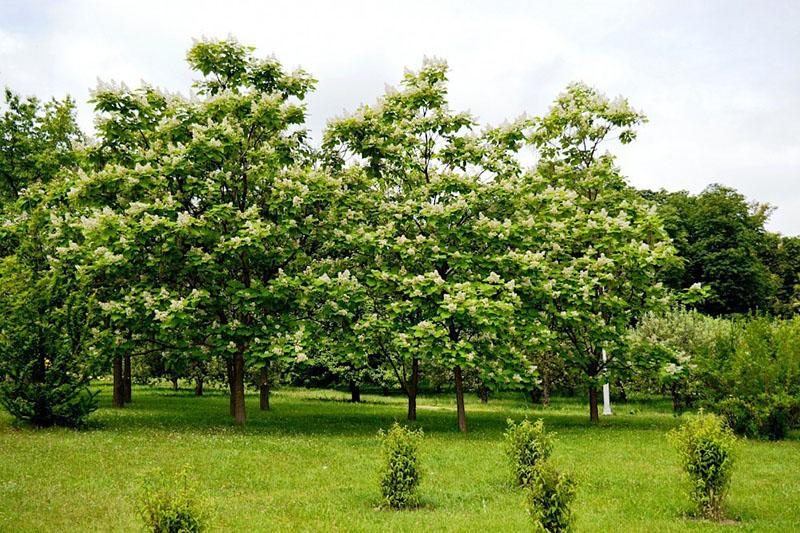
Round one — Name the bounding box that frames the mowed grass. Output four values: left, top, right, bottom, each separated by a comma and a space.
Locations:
1, 385, 799, 532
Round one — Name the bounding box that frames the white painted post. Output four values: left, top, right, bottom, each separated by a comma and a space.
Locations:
602, 348, 613, 415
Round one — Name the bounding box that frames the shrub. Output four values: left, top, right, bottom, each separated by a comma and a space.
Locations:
138, 468, 208, 532
526, 462, 577, 533
713, 397, 759, 438
504, 418, 554, 486
668, 412, 735, 520
377, 423, 422, 509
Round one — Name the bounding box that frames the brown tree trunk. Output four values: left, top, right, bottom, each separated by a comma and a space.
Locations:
195, 376, 204, 396
123, 354, 132, 403
671, 383, 680, 412
407, 357, 419, 421
542, 377, 551, 407
349, 380, 361, 403
259, 364, 270, 411
530, 388, 542, 404
589, 386, 599, 423
226, 357, 235, 417
478, 385, 489, 403
171, 376, 178, 391
231, 350, 246, 425
112, 356, 124, 408
454, 365, 467, 433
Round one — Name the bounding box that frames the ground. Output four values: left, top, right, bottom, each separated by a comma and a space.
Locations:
1, 384, 799, 532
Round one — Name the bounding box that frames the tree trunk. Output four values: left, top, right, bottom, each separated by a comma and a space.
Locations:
259, 364, 270, 411
171, 376, 178, 391
589, 386, 599, 423
530, 388, 542, 404
671, 383, 680, 412
349, 380, 361, 403
195, 376, 204, 396
123, 354, 132, 403
542, 377, 551, 407
112, 356, 124, 408
382, 386, 390, 397
231, 350, 246, 425
226, 358, 235, 417
454, 365, 467, 433
407, 357, 419, 421
478, 385, 489, 403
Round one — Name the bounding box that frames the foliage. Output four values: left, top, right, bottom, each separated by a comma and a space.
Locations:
377, 423, 423, 509
504, 418, 554, 487
525, 461, 577, 533
520, 82, 678, 421
138, 467, 208, 532
645, 185, 778, 315
668, 412, 735, 520
0, 87, 84, 206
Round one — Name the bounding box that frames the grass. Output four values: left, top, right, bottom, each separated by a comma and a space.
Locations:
1, 384, 799, 532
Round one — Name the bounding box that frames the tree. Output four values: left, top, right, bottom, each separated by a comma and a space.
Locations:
324, 60, 535, 431
645, 185, 777, 315
70, 37, 335, 424
525, 83, 678, 422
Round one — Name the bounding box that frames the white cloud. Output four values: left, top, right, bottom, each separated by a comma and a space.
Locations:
1, 0, 798, 234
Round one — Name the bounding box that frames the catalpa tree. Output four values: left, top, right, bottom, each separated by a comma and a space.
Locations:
323, 60, 536, 432
522, 83, 678, 422
70, 38, 339, 424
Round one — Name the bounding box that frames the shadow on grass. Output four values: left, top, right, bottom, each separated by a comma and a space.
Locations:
69, 383, 688, 439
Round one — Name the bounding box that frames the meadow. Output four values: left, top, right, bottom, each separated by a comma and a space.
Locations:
1, 385, 799, 532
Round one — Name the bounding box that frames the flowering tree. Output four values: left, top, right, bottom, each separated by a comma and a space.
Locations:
524, 83, 678, 422
323, 60, 536, 431
70, 38, 337, 424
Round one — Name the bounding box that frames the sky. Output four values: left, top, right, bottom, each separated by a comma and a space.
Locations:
1, 0, 798, 235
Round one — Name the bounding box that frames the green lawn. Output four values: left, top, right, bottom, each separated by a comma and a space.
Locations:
1, 385, 798, 532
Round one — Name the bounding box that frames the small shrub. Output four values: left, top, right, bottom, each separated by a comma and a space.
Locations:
504, 418, 553, 486
668, 412, 735, 520
377, 423, 422, 509
526, 462, 577, 533
138, 467, 207, 532
713, 394, 798, 440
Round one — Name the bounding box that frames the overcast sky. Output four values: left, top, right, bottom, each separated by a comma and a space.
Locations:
1, 0, 798, 234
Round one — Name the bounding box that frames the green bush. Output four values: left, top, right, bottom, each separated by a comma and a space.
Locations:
526, 462, 577, 533
138, 468, 208, 532
377, 423, 422, 509
504, 418, 554, 486
714, 397, 760, 438
668, 412, 735, 520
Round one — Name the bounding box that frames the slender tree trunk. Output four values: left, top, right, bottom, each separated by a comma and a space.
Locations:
232, 350, 246, 425
226, 358, 235, 417
123, 354, 132, 403
530, 388, 542, 404
259, 364, 270, 411
171, 376, 178, 391
382, 386, 390, 397
589, 386, 599, 423
671, 383, 680, 412
542, 376, 551, 407
454, 365, 467, 433
195, 376, 204, 396
349, 380, 361, 403
478, 385, 489, 404
112, 356, 124, 408
616, 379, 628, 403
407, 358, 419, 421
